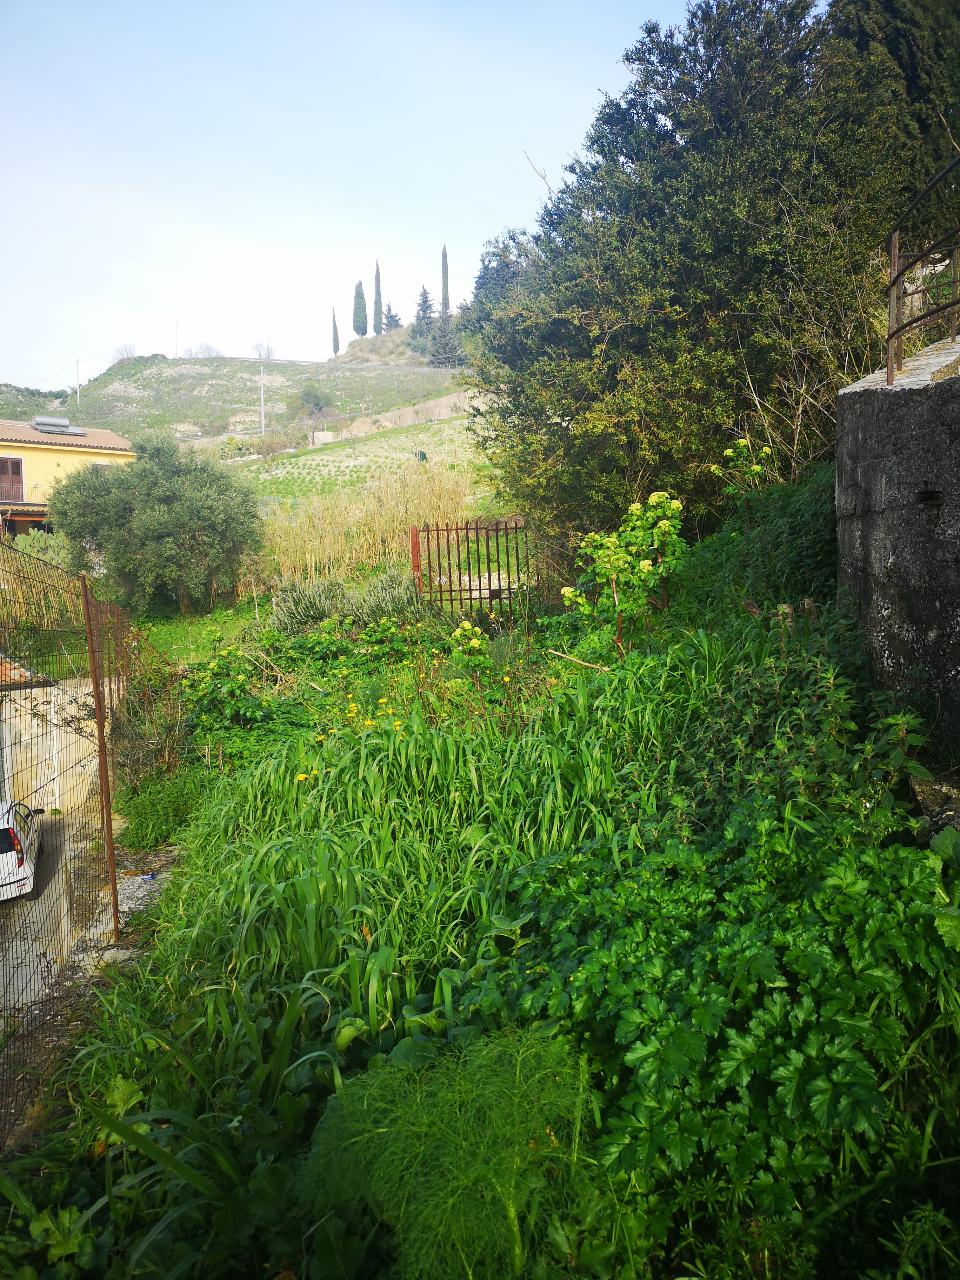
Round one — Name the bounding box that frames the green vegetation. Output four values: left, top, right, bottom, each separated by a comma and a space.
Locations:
353, 280, 368, 338
0, 345, 455, 439
0, 381, 71, 421
49, 437, 260, 612
4, 5, 960, 1278
462, 0, 960, 536
373, 261, 383, 337
5, 527, 72, 569
411, 286, 434, 341
241, 416, 477, 500
5, 467, 960, 1277
332, 308, 340, 358
286, 381, 335, 427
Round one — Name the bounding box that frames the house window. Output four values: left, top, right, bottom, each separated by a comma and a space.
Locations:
0, 458, 23, 502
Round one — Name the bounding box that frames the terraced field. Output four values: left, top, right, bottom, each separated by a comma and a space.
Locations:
239, 416, 480, 500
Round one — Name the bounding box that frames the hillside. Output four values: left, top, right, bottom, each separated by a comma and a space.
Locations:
0, 329, 457, 438
239, 415, 479, 500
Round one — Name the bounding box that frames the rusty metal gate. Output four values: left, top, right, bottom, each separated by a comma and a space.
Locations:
410, 518, 539, 618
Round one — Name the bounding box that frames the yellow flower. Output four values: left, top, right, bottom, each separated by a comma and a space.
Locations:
656, 519, 672, 531
393, 720, 402, 730
469, 638, 481, 649
669, 499, 682, 512
736, 437, 749, 447
723, 448, 734, 458
638, 559, 654, 572
377, 697, 388, 704
363, 718, 375, 728
296, 773, 308, 782
647, 491, 669, 505
316, 734, 325, 742
502, 675, 511, 683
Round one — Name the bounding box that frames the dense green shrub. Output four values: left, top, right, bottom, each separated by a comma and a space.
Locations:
8, 527, 72, 569
272, 568, 423, 634
305, 1031, 590, 1279
49, 437, 260, 613
463, 4, 960, 536
117, 767, 216, 850
678, 463, 838, 608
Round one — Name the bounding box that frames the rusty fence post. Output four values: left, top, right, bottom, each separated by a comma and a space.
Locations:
79, 575, 121, 946
409, 525, 422, 598
887, 230, 899, 386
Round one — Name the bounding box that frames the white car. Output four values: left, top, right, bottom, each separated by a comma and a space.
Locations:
0, 802, 44, 902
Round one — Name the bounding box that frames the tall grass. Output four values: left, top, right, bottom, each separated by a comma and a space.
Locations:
263, 460, 472, 579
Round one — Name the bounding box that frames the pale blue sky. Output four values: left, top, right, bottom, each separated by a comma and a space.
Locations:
1, 0, 686, 389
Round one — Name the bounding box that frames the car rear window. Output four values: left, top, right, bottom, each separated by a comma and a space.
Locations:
0, 828, 15, 854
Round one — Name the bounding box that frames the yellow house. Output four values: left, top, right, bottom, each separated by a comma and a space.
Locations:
0, 417, 135, 536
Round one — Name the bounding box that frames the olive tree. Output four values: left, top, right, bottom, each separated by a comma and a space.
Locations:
49, 437, 261, 614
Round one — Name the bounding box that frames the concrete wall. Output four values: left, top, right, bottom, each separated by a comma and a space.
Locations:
836, 339, 960, 752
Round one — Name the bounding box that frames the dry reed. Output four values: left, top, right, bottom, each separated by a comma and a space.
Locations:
263, 461, 473, 580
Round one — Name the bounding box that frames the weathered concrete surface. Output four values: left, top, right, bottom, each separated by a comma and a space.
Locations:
837, 339, 960, 753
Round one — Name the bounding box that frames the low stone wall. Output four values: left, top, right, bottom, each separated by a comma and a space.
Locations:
836, 339, 960, 754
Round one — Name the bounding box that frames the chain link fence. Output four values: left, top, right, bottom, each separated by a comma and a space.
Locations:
0, 542, 128, 1145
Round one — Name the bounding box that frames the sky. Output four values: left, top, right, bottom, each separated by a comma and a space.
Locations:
1, 0, 686, 390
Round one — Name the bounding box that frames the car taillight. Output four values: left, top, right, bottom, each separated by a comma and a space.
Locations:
5, 829, 23, 868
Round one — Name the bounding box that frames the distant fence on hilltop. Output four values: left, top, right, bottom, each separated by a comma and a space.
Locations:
0, 543, 129, 1147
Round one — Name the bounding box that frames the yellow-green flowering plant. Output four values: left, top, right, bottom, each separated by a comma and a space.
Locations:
561, 492, 687, 653
713, 437, 773, 498
709, 437, 774, 533
448, 620, 490, 676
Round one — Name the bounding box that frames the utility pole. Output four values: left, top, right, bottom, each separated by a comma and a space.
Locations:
260, 364, 265, 434
75, 358, 80, 408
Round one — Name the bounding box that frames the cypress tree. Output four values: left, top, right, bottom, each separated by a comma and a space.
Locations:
373, 261, 383, 336
332, 308, 340, 357
441, 244, 450, 318
352, 281, 368, 338
412, 286, 435, 338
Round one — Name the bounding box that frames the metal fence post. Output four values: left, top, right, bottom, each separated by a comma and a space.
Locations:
887, 230, 899, 386
79, 576, 121, 945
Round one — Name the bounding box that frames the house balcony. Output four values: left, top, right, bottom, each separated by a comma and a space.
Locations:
0, 479, 24, 503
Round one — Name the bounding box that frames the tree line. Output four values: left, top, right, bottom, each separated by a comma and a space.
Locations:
460, 0, 960, 539
334, 245, 464, 366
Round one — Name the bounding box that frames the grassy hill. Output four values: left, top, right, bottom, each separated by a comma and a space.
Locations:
0, 330, 457, 438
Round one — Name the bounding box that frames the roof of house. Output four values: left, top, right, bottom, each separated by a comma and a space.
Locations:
0, 419, 133, 453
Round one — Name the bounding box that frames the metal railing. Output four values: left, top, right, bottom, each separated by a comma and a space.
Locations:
0, 481, 24, 504
410, 518, 540, 619
887, 154, 960, 384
